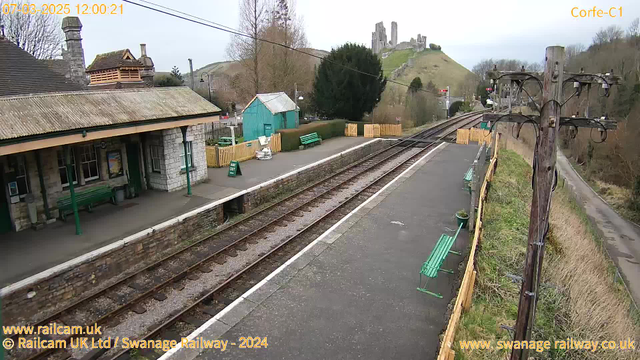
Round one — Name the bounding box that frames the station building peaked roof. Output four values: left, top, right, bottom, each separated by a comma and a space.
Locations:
244, 92, 298, 115
0, 87, 221, 142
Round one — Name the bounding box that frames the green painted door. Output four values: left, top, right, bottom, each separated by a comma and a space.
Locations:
264, 124, 273, 137
0, 166, 12, 233
126, 143, 143, 196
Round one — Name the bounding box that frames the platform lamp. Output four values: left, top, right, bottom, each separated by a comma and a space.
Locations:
199, 73, 212, 103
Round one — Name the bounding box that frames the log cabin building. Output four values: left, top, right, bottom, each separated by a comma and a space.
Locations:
0, 18, 220, 234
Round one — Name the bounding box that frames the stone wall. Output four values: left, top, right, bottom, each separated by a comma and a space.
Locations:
1, 202, 224, 324
162, 125, 208, 192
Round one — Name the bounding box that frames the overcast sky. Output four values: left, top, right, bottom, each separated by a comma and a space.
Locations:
38, 0, 640, 72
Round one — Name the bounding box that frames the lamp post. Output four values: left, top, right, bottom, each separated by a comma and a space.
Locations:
199, 73, 212, 103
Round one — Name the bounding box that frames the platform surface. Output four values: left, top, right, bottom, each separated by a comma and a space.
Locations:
0, 137, 372, 287
191, 143, 479, 360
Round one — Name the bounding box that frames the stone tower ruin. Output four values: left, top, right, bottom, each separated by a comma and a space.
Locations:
391, 22, 398, 47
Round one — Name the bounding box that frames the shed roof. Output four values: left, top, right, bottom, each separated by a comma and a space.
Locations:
0, 87, 220, 141
0, 37, 85, 96
244, 92, 297, 115
86, 49, 144, 72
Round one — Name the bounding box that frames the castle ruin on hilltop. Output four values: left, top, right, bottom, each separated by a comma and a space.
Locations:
371, 21, 427, 55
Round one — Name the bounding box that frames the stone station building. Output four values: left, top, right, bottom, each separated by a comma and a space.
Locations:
0, 88, 220, 233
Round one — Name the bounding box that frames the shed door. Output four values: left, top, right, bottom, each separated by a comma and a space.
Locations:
264, 124, 273, 137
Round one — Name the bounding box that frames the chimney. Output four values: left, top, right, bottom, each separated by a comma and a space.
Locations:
61, 17, 88, 86
138, 43, 155, 87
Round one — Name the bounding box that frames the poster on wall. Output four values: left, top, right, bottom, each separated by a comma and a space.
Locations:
107, 150, 123, 178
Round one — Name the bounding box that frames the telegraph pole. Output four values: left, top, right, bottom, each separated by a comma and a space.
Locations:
484, 56, 619, 360
510, 46, 564, 360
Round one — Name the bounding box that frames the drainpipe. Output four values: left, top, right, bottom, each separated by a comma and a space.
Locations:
180, 126, 192, 196
35, 150, 51, 220
65, 145, 81, 235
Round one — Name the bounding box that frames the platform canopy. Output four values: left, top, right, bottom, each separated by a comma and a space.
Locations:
0, 87, 221, 155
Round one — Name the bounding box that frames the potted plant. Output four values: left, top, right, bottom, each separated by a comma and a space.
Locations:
456, 209, 469, 228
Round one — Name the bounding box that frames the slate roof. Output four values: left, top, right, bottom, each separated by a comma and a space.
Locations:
0, 87, 221, 141
39, 59, 70, 76
86, 49, 144, 72
0, 37, 84, 97
244, 92, 298, 115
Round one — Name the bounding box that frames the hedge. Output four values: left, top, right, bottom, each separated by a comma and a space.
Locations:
278, 120, 346, 151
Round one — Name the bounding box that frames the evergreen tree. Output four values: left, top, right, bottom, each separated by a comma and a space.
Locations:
169, 66, 184, 84
408, 77, 423, 93
313, 43, 386, 121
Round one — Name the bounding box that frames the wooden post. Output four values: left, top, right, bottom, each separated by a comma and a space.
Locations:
510, 46, 564, 360
464, 270, 477, 312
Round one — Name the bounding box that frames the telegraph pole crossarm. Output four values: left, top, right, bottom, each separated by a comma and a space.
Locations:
482, 113, 618, 130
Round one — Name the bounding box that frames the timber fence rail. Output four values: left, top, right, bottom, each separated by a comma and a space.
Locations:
206, 133, 281, 168
437, 133, 500, 360
363, 124, 401, 137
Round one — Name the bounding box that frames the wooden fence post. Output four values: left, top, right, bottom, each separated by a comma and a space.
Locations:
464, 270, 477, 312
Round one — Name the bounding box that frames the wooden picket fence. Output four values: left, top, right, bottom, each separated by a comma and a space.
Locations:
364, 124, 381, 138
456, 128, 491, 145
456, 129, 470, 144
379, 124, 402, 136
206, 133, 281, 168
437, 136, 500, 360
345, 123, 358, 137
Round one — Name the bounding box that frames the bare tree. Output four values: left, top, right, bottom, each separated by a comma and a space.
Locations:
472, 59, 494, 80
565, 43, 585, 69
261, 0, 309, 95
627, 18, 639, 38
0, 0, 63, 59
593, 25, 624, 46
226, 0, 266, 97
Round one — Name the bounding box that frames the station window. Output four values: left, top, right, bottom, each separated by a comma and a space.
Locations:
179, 141, 193, 170
57, 150, 78, 187
79, 144, 100, 181
150, 145, 163, 173
15, 155, 30, 197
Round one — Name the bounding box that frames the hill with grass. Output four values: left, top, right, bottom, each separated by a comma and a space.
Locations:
382, 48, 473, 93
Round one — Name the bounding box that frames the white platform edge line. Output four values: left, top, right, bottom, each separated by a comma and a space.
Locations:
157, 141, 446, 360
0, 139, 384, 297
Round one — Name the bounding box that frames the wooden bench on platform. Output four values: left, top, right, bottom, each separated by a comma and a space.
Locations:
57, 185, 115, 221
417, 223, 463, 298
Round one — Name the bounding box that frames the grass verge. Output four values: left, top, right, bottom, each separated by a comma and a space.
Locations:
453, 149, 639, 360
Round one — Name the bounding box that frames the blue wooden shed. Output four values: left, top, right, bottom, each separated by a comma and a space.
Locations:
242, 92, 299, 141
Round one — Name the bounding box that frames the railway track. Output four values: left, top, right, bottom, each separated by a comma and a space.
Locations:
7, 112, 483, 360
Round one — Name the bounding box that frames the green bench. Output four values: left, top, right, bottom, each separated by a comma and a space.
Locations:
463, 167, 473, 192
417, 223, 463, 298
57, 185, 115, 221
217, 137, 239, 147
299, 132, 322, 148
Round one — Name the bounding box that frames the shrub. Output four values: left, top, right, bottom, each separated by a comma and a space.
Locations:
278, 120, 346, 151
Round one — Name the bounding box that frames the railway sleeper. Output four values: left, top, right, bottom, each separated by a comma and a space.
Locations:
152, 292, 168, 301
